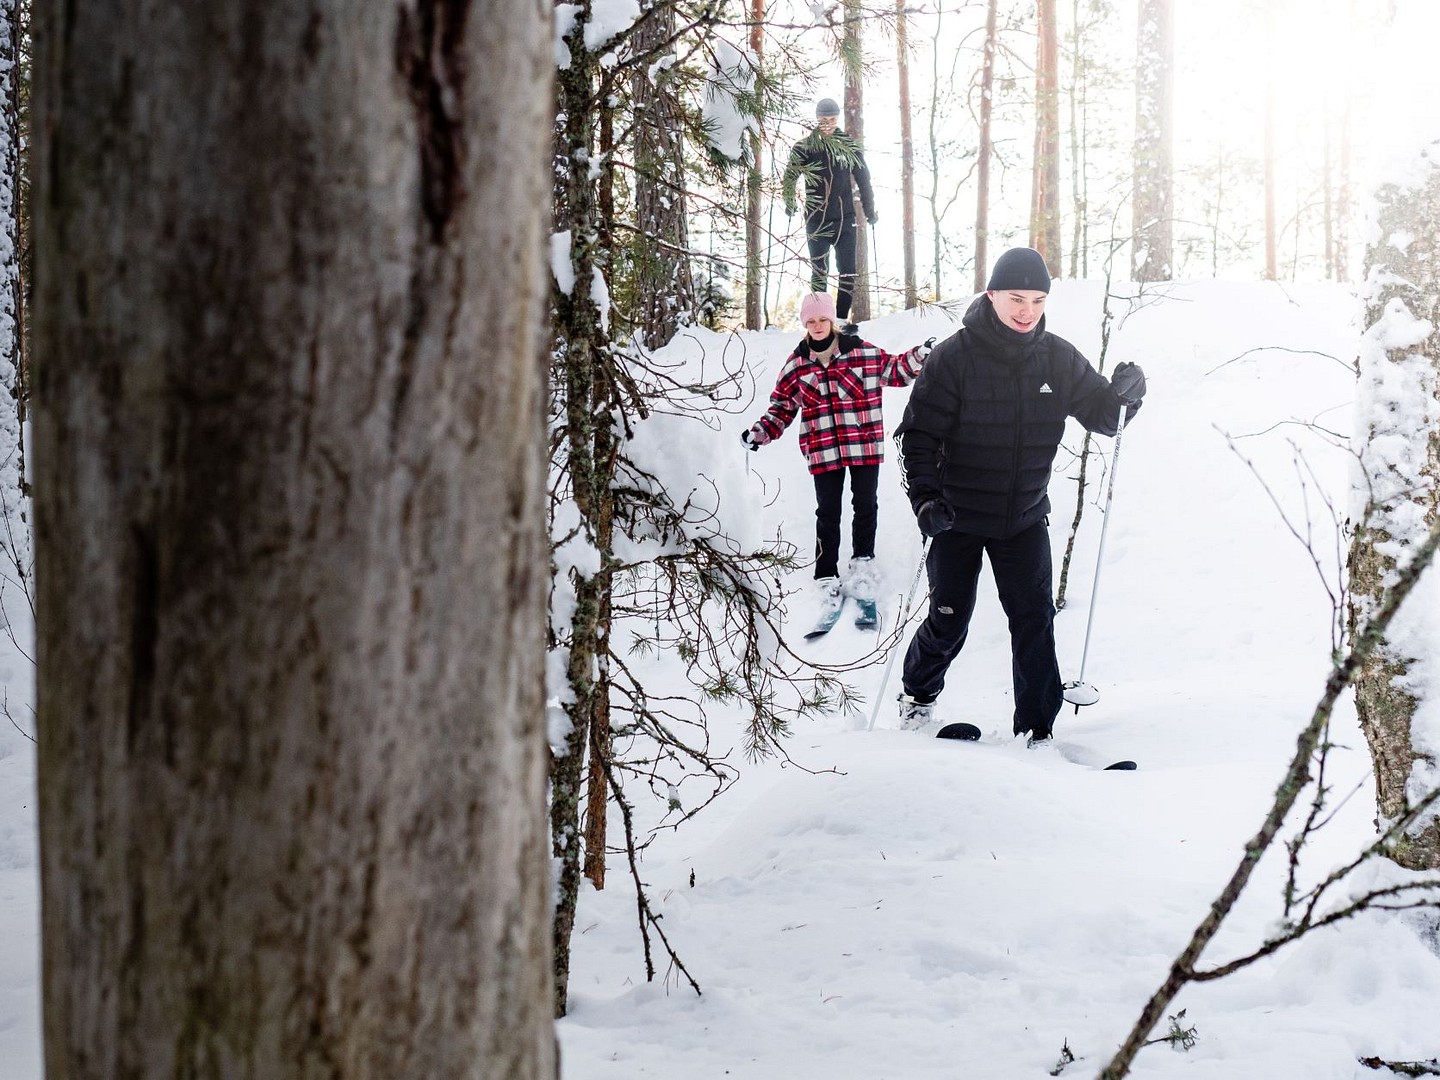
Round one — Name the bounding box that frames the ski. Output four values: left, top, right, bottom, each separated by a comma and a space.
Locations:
853, 597, 879, 630
803, 598, 846, 640
935, 727, 1136, 769
936, 722, 982, 741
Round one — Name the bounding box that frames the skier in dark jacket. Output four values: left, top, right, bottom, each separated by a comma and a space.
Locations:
782, 97, 876, 333
893, 247, 1146, 742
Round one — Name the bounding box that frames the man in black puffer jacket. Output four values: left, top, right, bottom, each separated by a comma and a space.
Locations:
893, 247, 1146, 743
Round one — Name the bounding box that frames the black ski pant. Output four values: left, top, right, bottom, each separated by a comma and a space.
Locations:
806, 216, 858, 320
813, 463, 879, 580
900, 520, 1062, 738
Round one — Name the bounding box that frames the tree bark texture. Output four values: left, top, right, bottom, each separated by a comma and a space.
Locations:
1347, 150, 1440, 871
551, 0, 618, 1017
1028, 0, 1062, 275
32, 2, 557, 1077
1132, 0, 1173, 282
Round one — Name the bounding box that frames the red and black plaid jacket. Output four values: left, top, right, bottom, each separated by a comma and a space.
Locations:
747, 333, 929, 475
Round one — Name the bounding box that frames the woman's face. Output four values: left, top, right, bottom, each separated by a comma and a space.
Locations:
988, 289, 1047, 333
805, 316, 833, 340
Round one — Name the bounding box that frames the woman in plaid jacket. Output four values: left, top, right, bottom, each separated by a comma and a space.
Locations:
742, 291, 934, 611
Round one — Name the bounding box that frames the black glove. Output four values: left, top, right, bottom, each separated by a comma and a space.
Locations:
1111, 362, 1146, 404
917, 336, 936, 359
741, 428, 760, 451
785, 204, 796, 219
916, 499, 955, 538
867, 211, 879, 225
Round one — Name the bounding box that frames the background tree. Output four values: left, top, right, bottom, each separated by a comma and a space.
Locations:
1261, 3, 1278, 279
745, 0, 765, 329
32, 1, 557, 1076
1347, 142, 1440, 872
896, 0, 918, 308
632, 2, 702, 348
1132, 0, 1173, 281
973, 0, 1000, 292
842, 0, 872, 321
1029, 0, 1063, 272
0, 0, 27, 617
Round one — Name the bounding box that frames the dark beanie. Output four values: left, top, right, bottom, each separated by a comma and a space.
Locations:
986, 247, 1052, 293
816, 98, 841, 118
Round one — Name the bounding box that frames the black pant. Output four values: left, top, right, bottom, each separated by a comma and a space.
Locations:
806, 217, 858, 320
901, 520, 1062, 737
812, 464, 879, 579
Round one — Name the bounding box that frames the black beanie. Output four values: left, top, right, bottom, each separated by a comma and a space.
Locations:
986, 247, 1052, 293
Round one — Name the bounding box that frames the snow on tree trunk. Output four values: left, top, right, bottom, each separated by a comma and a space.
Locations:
31, 1, 558, 1076
1132, 0, 1173, 283
1347, 139, 1440, 872
0, 0, 26, 616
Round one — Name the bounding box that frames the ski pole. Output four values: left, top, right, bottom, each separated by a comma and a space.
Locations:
1063, 401, 1130, 711
867, 538, 931, 732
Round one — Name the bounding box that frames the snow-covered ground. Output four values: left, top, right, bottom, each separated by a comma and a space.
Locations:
2, 281, 1438, 1078
555, 281, 1440, 1079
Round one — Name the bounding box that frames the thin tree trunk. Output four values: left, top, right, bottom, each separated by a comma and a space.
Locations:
896, 0, 917, 308
0, 0, 25, 585
632, 6, 696, 348
843, 0, 871, 321
1029, 0, 1062, 274
929, 10, 945, 299
1335, 0, 1357, 282
552, 0, 621, 1017
974, 0, 998, 293
32, 1, 557, 1076
1067, 0, 1084, 280
745, 0, 765, 329
1132, 0, 1173, 282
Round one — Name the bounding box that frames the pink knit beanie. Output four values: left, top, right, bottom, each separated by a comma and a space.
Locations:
800, 291, 837, 326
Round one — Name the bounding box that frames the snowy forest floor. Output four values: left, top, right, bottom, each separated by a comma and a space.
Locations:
554, 281, 1440, 1080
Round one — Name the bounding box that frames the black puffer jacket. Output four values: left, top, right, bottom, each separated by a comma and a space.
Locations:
895, 294, 1138, 539
782, 130, 876, 225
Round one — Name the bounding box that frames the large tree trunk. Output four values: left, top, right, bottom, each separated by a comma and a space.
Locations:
1028, 0, 1062, 275
1132, 0, 1173, 282
1347, 148, 1440, 872
32, 2, 558, 1077
973, 0, 999, 293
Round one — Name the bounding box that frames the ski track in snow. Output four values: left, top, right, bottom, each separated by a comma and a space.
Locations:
558, 281, 1440, 1080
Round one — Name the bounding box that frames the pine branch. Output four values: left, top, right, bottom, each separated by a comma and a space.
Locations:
1098, 517, 1440, 1079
